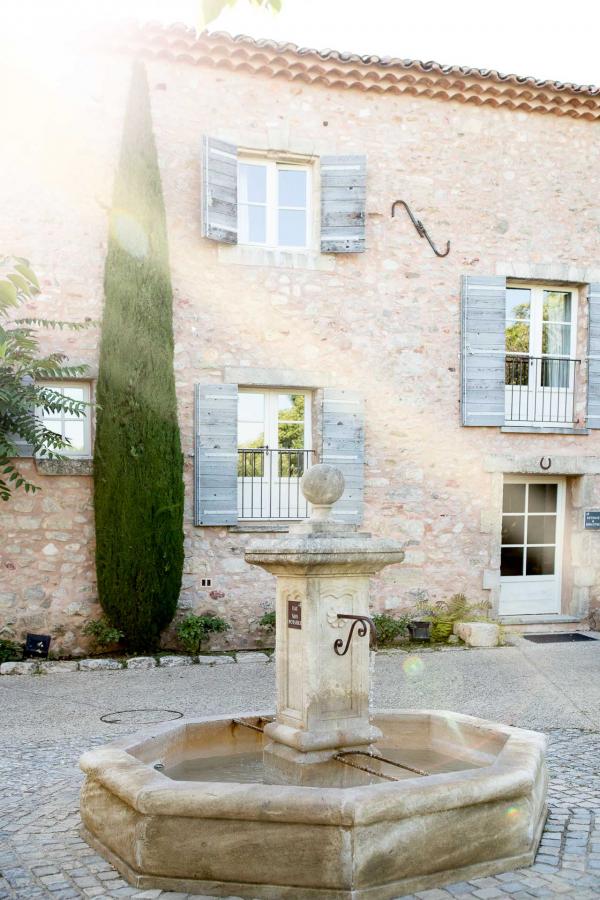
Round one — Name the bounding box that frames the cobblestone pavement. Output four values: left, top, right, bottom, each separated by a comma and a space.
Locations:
1, 646, 600, 899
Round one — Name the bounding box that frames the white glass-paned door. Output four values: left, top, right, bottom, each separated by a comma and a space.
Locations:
505, 285, 577, 424
237, 389, 312, 519
499, 478, 565, 615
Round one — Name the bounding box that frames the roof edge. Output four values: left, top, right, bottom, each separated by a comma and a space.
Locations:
106, 21, 600, 120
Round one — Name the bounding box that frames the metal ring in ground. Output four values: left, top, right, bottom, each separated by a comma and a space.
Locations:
100, 708, 184, 725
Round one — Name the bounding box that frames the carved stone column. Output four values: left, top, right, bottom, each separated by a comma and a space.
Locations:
245, 465, 404, 773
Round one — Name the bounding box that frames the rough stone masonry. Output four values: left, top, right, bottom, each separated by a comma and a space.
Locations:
1, 24, 600, 654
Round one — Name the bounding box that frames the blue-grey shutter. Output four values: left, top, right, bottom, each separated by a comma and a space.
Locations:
202, 137, 238, 244
321, 389, 364, 523
461, 275, 506, 426
587, 283, 600, 428
320, 155, 366, 253
194, 384, 238, 526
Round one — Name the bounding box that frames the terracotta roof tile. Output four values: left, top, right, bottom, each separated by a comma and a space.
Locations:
109, 22, 600, 121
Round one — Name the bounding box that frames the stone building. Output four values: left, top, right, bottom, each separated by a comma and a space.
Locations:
2, 22, 600, 655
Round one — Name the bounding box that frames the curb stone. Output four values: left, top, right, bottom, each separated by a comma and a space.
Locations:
0, 652, 274, 675
197, 654, 235, 665
39, 660, 79, 674
157, 655, 195, 667
0, 660, 40, 675
79, 658, 122, 671
235, 651, 271, 663
126, 656, 156, 670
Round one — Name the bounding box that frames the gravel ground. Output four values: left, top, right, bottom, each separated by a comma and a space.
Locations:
1, 636, 600, 899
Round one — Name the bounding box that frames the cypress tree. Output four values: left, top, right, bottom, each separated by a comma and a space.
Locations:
94, 61, 184, 652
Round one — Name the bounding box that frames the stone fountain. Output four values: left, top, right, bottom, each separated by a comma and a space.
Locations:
80, 465, 547, 899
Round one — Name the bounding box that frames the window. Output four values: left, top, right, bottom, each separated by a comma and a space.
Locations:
504, 283, 579, 425
238, 159, 310, 249
237, 389, 313, 519
39, 382, 92, 456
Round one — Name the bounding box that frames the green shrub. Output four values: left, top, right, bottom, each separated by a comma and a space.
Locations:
94, 61, 184, 653
0, 638, 23, 664
372, 613, 411, 647
177, 614, 230, 655
82, 618, 124, 650
259, 611, 276, 630
441, 593, 492, 622
413, 594, 494, 642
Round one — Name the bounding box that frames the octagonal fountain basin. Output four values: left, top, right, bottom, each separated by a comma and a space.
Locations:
79, 709, 547, 899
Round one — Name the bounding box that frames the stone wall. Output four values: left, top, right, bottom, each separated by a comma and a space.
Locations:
1, 40, 600, 654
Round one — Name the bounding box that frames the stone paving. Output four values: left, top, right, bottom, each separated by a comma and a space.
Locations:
1, 647, 600, 898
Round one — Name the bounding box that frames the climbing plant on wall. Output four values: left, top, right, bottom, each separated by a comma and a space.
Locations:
94, 61, 184, 653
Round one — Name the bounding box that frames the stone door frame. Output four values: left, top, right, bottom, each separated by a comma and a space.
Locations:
483, 455, 600, 620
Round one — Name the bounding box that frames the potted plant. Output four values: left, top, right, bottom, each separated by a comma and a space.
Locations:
407, 604, 433, 641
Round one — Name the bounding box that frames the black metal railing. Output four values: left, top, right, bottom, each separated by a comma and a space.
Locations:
237, 448, 315, 520
505, 355, 580, 424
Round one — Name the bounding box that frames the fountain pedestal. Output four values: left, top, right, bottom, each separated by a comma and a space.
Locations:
245, 466, 404, 775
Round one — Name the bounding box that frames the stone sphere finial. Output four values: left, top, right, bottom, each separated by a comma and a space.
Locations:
301, 465, 345, 520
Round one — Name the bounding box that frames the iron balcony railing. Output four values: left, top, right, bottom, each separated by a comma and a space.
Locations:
505, 354, 581, 425
237, 447, 315, 520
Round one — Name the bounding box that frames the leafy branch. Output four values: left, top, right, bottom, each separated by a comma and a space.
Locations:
0, 256, 93, 501
200, 0, 282, 28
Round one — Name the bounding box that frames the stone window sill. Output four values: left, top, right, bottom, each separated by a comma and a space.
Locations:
35, 457, 93, 476
229, 522, 291, 533
501, 426, 589, 435
218, 243, 335, 272
499, 615, 583, 625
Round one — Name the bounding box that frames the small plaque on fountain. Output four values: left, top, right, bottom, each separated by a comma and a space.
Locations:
287, 600, 302, 629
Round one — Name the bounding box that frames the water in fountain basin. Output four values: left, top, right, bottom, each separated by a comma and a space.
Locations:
162, 743, 488, 786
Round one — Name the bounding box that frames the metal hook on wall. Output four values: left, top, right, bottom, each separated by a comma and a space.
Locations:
391, 200, 450, 258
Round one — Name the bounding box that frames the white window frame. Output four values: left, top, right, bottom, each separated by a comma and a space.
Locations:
237, 157, 311, 251
38, 381, 92, 457
505, 282, 578, 362
237, 388, 313, 521
237, 388, 312, 453
504, 282, 580, 425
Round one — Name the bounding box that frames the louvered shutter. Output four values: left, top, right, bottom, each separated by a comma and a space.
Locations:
461, 275, 506, 426
321, 389, 364, 523
194, 384, 238, 526
320, 155, 366, 253
587, 283, 600, 428
202, 137, 238, 244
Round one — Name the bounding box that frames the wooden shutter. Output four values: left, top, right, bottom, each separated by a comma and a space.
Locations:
202, 136, 238, 244
194, 384, 238, 526
587, 283, 600, 428
321, 389, 364, 523
320, 155, 366, 253
461, 275, 506, 426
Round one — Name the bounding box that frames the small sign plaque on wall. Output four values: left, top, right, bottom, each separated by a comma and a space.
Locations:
584, 511, 600, 530
287, 600, 302, 629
